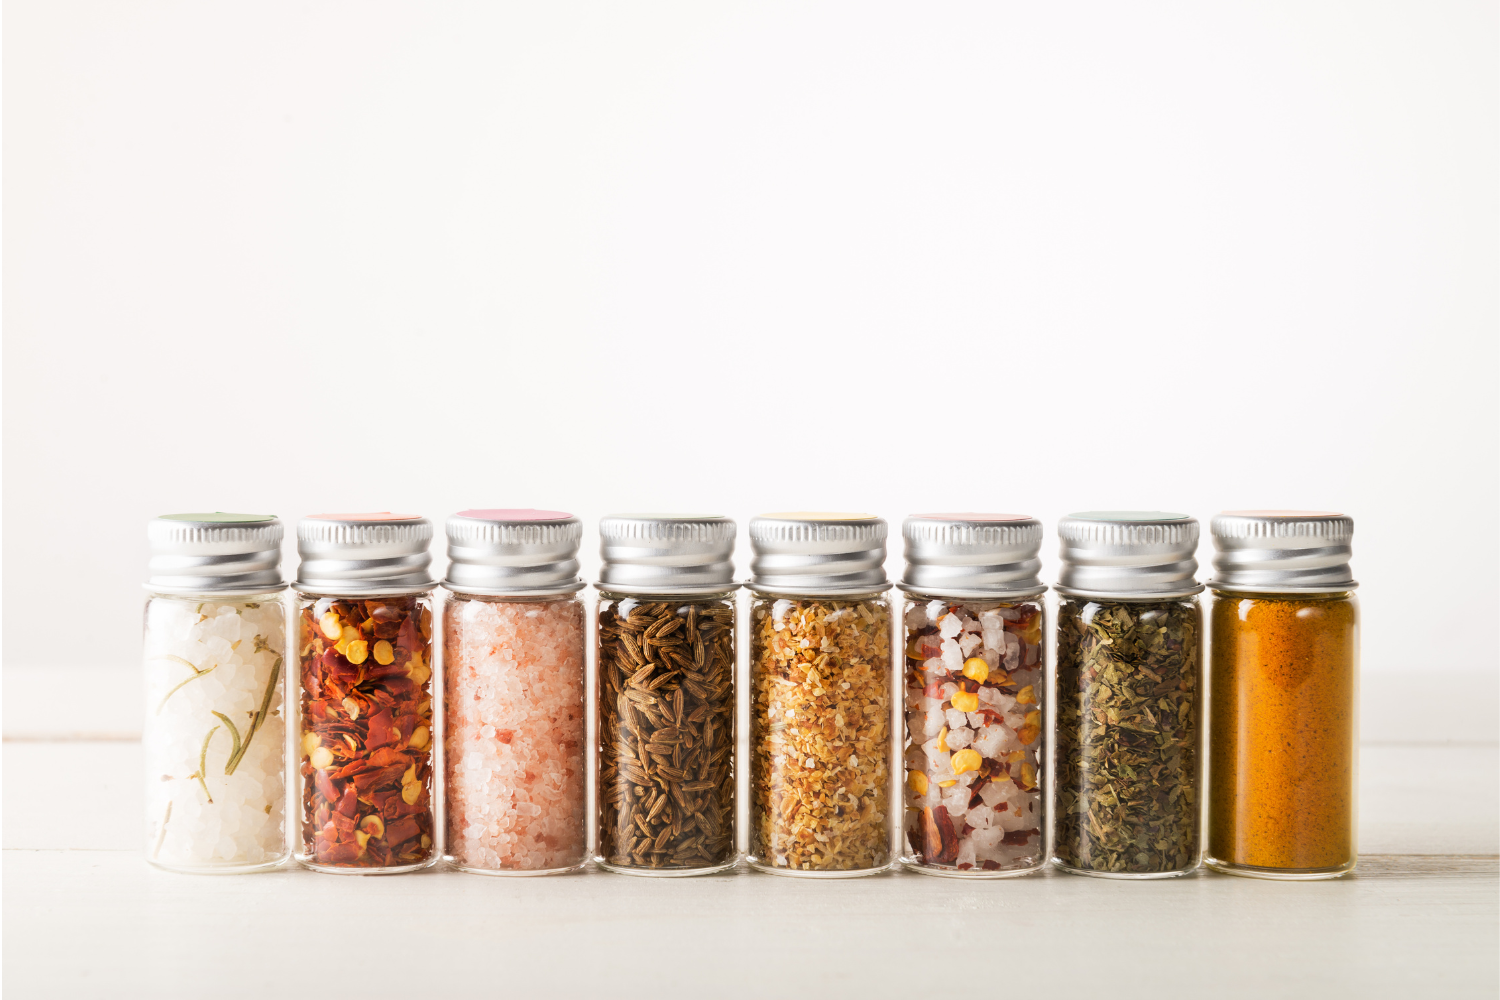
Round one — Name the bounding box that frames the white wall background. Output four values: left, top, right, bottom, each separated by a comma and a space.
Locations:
5, 4, 1496, 705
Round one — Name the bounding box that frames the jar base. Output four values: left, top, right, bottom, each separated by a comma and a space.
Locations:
596, 857, 739, 878
899, 857, 1045, 879
746, 858, 891, 879
445, 858, 589, 877
1052, 859, 1198, 880
1204, 856, 1356, 880
147, 855, 290, 875
296, 856, 437, 876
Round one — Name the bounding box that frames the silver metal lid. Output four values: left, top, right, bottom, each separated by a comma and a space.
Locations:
1056, 511, 1202, 599
597, 514, 736, 595
1209, 510, 1356, 593
900, 513, 1044, 599
748, 512, 888, 596
146, 513, 284, 596
444, 509, 584, 596
295, 513, 434, 595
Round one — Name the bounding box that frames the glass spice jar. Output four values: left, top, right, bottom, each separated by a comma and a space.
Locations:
443, 509, 588, 876
1206, 511, 1359, 880
143, 513, 289, 873
747, 513, 894, 878
595, 514, 738, 876
1053, 512, 1204, 879
898, 514, 1047, 878
293, 513, 437, 874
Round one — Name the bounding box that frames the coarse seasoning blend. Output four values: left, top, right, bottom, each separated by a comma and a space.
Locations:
143, 514, 289, 873
748, 513, 894, 877
1207, 511, 1359, 880
595, 515, 738, 876
899, 514, 1047, 877
1053, 512, 1203, 879
443, 509, 588, 875
293, 513, 437, 874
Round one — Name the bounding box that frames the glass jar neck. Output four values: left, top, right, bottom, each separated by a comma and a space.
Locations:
147, 588, 286, 602
750, 587, 890, 601
1209, 588, 1355, 601
597, 589, 737, 601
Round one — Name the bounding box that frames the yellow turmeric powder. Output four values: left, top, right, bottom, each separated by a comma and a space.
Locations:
1207, 591, 1358, 875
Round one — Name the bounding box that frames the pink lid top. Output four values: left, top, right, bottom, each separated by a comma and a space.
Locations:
306, 512, 421, 521
912, 513, 1033, 521
457, 509, 573, 521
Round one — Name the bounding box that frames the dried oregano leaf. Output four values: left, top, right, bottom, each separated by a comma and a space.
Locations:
1054, 597, 1201, 874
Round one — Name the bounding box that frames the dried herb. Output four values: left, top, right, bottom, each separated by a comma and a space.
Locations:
596, 597, 735, 870
1055, 597, 1201, 874
224, 656, 281, 775
154, 655, 217, 714
750, 596, 892, 873
902, 598, 1044, 873
298, 595, 434, 869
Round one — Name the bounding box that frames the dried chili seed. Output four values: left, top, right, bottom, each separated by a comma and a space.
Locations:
298, 594, 435, 870
596, 596, 735, 871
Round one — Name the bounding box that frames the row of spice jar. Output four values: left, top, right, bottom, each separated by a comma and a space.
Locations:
143, 509, 1358, 881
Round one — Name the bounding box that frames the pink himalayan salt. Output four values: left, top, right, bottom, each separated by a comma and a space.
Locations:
443, 596, 587, 872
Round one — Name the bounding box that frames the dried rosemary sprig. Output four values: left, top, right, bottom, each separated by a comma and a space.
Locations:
1054, 598, 1201, 874
597, 598, 736, 870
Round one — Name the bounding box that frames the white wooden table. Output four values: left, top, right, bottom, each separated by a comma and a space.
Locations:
4, 667, 1497, 998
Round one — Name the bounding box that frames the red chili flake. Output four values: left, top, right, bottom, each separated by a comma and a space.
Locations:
299, 594, 434, 869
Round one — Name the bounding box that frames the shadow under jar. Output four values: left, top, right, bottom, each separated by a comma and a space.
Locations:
1206, 511, 1360, 880
442, 510, 589, 876
898, 514, 1048, 877
293, 513, 438, 874
747, 513, 893, 878
594, 515, 739, 876
1053, 512, 1204, 879
142, 513, 289, 874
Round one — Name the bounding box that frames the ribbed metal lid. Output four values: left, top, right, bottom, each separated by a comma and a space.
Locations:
1210, 510, 1356, 593
295, 513, 434, 595
748, 512, 888, 596
597, 514, 736, 595
900, 513, 1044, 599
444, 509, 584, 596
146, 513, 284, 595
1056, 511, 1202, 599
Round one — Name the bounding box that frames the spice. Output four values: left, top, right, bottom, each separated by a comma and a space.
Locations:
298, 595, 435, 869
144, 597, 287, 868
1208, 592, 1358, 871
903, 598, 1043, 872
444, 596, 587, 873
750, 596, 892, 872
597, 596, 736, 871
1055, 597, 1201, 875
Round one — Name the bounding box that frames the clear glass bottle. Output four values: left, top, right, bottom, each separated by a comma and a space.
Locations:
292, 513, 437, 874
594, 515, 738, 876
747, 513, 893, 878
1206, 511, 1360, 880
143, 513, 289, 873
898, 514, 1047, 877
442, 510, 588, 876
1053, 512, 1204, 879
